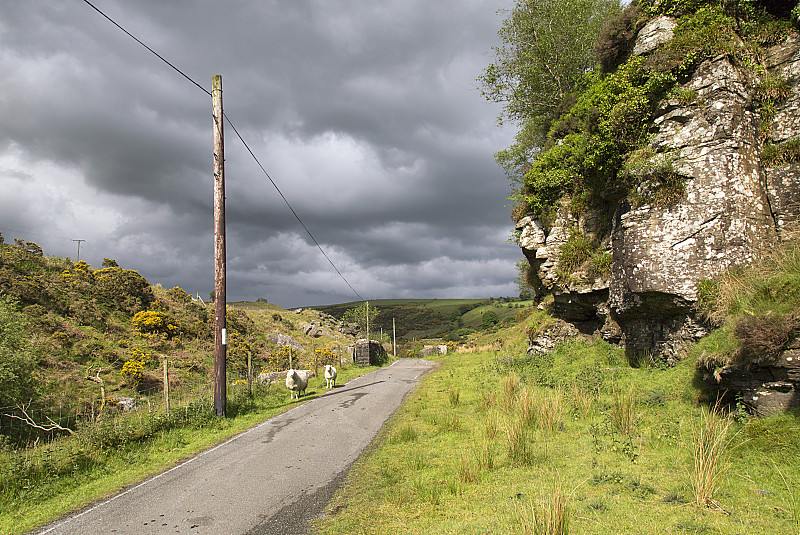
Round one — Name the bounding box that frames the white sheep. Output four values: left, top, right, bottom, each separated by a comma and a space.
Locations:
285, 369, 309, 399
324, 364, 337, 389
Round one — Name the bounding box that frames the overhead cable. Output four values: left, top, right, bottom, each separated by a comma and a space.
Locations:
80, 0, 364, 301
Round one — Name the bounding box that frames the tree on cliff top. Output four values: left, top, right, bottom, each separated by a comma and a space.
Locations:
479, 0, 621, 139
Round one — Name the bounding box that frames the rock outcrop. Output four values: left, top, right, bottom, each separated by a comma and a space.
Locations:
266, 333, 304, 352
517, 24, 800, 368
699, 335, 800, 416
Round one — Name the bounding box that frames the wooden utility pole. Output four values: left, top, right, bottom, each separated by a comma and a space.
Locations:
212, 74, 227, 417
366, 301, 370, 341
393, 317, 396, 358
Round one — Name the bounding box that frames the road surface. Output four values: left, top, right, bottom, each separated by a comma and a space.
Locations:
31, 358, 437, 535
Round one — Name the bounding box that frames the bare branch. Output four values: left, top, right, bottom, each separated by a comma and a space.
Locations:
2, 402, 74, 435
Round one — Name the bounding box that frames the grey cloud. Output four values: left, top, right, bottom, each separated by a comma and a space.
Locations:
0, 0, 520, 307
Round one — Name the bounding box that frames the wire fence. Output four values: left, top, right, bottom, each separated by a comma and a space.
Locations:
0, 368, 261, 448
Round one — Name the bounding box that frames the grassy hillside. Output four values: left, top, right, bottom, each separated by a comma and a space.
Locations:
0, 237, 380, 534
314, 298, 534, 341
4, 233, 798, 534
0, 237, 360, 424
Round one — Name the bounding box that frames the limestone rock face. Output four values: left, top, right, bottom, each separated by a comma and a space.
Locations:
632, 16, 677, 56
518, 32, 800, 365
266, 333, 304, 352
765, 34, 800, 237
611, 52, 775, 358
527, 318, 587, 355
516, 201, 612, 334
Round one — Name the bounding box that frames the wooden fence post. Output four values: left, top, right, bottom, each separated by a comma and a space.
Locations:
163, 358, 170, 418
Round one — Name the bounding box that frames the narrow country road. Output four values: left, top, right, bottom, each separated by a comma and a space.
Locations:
31, 358, 437, 535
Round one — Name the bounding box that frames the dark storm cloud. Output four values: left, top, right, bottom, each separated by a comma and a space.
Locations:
0, 0, 519, 307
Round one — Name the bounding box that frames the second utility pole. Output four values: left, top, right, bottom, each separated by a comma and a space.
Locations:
212, 74, 227, 418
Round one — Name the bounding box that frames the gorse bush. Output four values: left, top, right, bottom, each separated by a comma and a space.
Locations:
131, 310, 181, 338
312, 347, 338, 368
264, 345, 294, 372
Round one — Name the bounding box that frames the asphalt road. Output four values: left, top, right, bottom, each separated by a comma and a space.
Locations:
31, 358, 437, 535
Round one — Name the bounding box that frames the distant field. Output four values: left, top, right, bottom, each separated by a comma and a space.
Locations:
313, 298, 534, 341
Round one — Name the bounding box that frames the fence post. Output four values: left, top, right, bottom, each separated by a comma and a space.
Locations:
247, 350, 252, 397
163, 358, 170, 418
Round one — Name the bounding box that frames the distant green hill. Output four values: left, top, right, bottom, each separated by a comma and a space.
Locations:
313, 298, 535, 341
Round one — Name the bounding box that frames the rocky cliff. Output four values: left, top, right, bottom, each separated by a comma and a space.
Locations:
517, 18, 800, 375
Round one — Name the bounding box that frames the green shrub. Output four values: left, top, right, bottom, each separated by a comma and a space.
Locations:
482, 310, 500, 329
165, 286, 192, 303
557, 231, 594, 277
0, 297, 40, 408
94, 267, 154, 314
762, 138, 800, 166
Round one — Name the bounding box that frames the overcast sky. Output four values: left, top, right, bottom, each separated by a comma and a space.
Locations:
0, 0, 519, 308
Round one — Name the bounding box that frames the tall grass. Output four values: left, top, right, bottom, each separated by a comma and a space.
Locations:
485, 410, 499, 440
501, 373, 521, 414
690, 405, 734, 508
774, 462, 800, 533
535, 388, 564, 433
458, 451, 478, 484
448, 386, 461, 407
514, 483, 570, 535
610, 384, 638, 436
569, 383, 594, 418
504, 416, 534, 466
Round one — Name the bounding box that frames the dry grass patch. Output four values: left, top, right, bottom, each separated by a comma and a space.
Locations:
690, 405, 734, 509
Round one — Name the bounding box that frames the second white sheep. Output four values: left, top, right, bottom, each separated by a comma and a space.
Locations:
324, 364, 337, 389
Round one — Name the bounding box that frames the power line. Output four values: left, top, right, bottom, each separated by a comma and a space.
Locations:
81, 0, 209, 97
80, 0, 364, 302
222, 118, 364, 301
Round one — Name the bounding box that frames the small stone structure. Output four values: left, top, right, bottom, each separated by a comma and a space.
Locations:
354, 339, 387, 366
419, 345, 448, 358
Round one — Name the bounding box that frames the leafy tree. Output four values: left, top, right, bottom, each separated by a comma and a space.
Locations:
480, 0, 621, 138
482, 310, 500, 329
341, 302, 380, 336
481, 0, 621, 220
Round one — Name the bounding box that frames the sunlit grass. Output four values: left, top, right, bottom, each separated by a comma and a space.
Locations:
318, 330, 800, 535
0, 365, 377, 535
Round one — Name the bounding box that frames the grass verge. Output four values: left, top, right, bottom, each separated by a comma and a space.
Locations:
0, 365, 377, 535
316, 326, 800, 534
